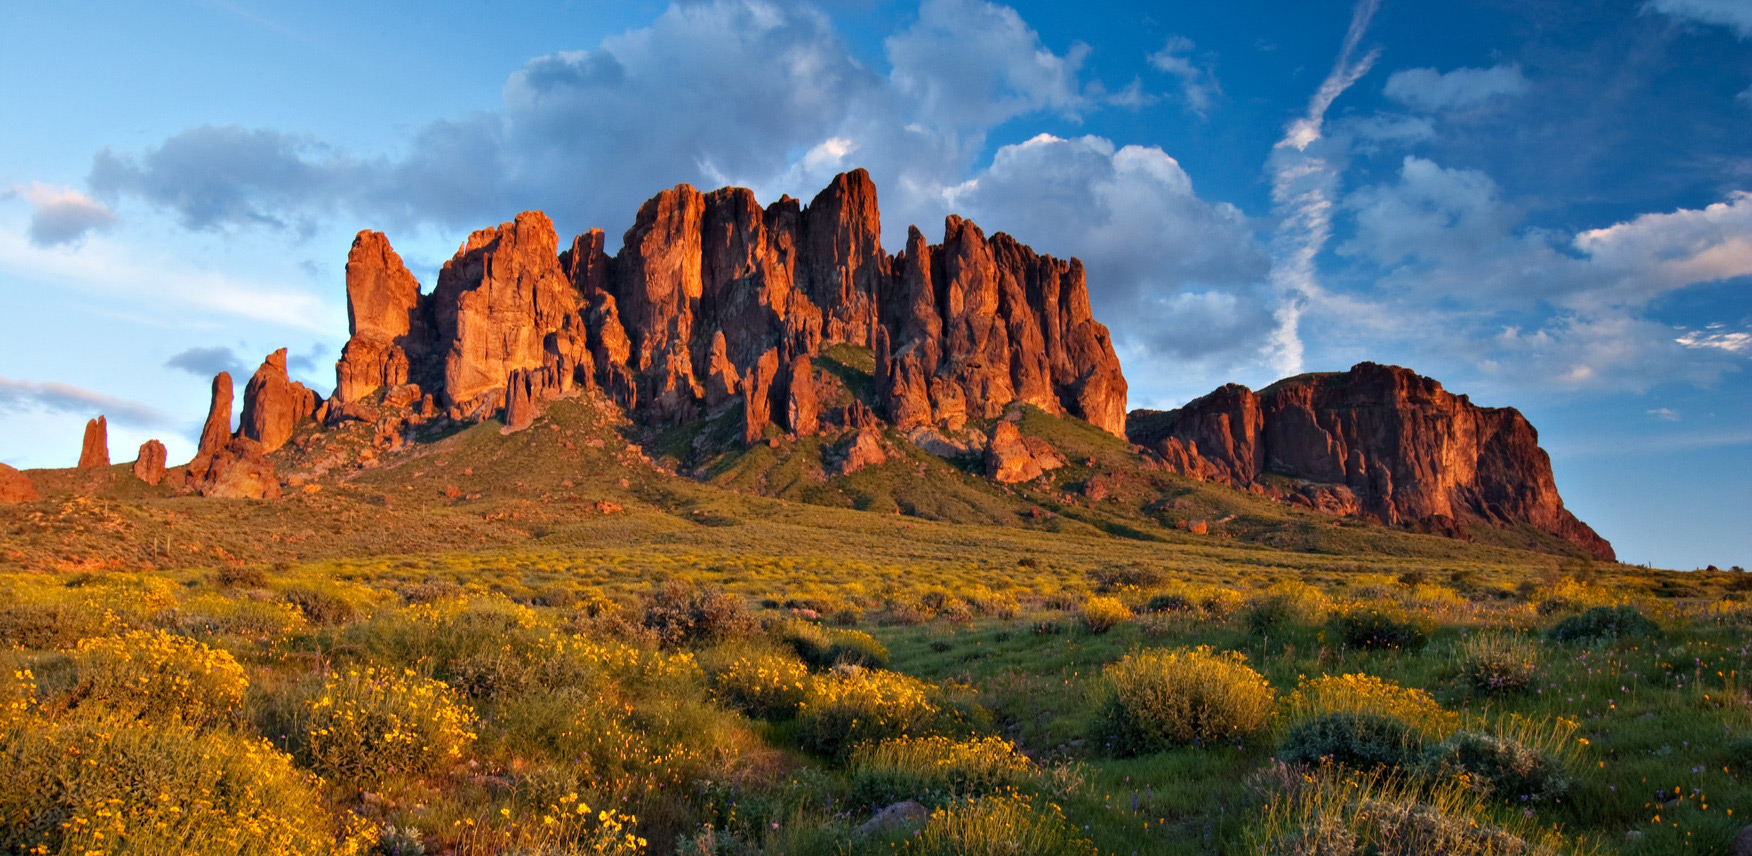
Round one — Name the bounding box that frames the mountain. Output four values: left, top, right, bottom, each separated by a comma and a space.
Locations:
2, 170, 1611, 562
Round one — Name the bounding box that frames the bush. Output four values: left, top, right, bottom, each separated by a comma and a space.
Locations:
797, 665, 942, 759
1547, 605, 1660, 644
299, 666, 477, 786
1250, 772, 1570, 856
1080, 596, 1133, 634
1453, 633, 1540, 695
1334, 606, 1430, 651
850, 735, 1035, 808
0, 599, 121, 650
1096, 646, 1277, 755
1285, 674, 1457, 737
1243, 583, 1329, 635
894, 792, 1096, 856
1418, 731, 1572, 803
1278, 712, 1422, 771
280, 583, 364, 625
771, 617, 890, 669
643, 582, 759, 646
214, 565, 268, 588
710, 649, 812, 718
168, 594, 307, 639
1142, 593, 1194, 614
0, 715, 349, 856
69, 629, 248, 728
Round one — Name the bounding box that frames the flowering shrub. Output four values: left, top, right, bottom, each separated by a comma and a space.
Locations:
1547, 605, 1660, 644
850, 735, 1035, 808
1243, 582, 1330, 634
895, 791, 1096, 856
1417, 731, 1573, 803
1285, 673, 1457, 738
1250, 770, 1571, 856
1097, 646, 1276, 755
1080, 596, 1133, 634
797, 665, 941, 759
711, 649, 812, 718
73, 629, 248, 727
301, 666, 476, 786
453, 794, 645, 856
0, 715, 352, 856
1, 667, 35, 727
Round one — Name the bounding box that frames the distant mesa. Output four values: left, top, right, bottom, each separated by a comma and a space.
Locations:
18, 168, 1609, 558
1127, 362, 1614, 561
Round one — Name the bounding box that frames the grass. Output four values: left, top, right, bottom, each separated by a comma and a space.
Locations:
1, 387, 1746, 854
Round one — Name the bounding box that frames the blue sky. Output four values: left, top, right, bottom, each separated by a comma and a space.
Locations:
1, 0, 1748, 569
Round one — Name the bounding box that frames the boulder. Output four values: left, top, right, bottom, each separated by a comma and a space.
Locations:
240, 349, 320, 453
780, 355, 818, 436
77, 416, 109, 469
1729, 824, 1752, 856
857, 801, 928, 838
197, 437, 281, 499
985, 421, 1061, 484
0, 463, 37, 503
132, 440, 167, 485
835, 428, 887, 475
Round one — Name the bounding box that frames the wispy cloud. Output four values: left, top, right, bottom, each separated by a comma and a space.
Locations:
1147, 36, 1220, 117
0, 228, 333, 333
1263, 0, 1381, 376
0, 377, 173, 428
1677, 324, 1752, 354
1383, 64, 1529, 112
1644, 0, 1752, 39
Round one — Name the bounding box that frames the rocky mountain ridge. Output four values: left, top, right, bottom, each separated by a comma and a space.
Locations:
4, 169, 1612, 560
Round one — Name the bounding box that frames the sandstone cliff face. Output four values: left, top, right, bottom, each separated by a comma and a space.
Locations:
1128, 363, 1614, 560
330, 169, 1127, 446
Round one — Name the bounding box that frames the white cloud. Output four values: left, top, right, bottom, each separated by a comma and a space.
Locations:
941, 133, 1269, 373
1677, 324, 1752, 354
1383, 64, 1529, 112
1648, 407, 1681, 421
1147, 36, 1220, 117
1645, 0, 1752, 38
1572, 190, 1752, 304
12, 183, 118, 247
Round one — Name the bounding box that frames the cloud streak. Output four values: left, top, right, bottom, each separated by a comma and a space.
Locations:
0, 378, 173, 428
1263, 0, 1381, 376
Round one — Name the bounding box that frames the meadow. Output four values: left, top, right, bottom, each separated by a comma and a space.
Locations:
2, 524, 1748, 856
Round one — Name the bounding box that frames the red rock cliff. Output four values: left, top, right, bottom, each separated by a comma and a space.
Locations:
1128, 362, 1614, 560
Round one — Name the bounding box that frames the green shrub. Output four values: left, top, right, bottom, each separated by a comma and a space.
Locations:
797, 665, 942, 759
771, 617, 890, 669
894, 792, 1096, 856
1142, 593, 1194, 613
1096, 646, 1276, 755
1080, 596, 1133, 634
0, 600, 121, 650
1417, 731, 1572, 803
1453, 633, 1540, 695
1546, 605, 1660, 644
1334, 606, 1430, 651
850, 735, 1035, 808
643, 582, 759, 646
0, 715, 349, 856
70, 629, 248, 727
298, 665, 477, 787
280, 583, 364, 625
214, 566, 268, 588
1243, 583, 1329, 635
1277, 712, 1422, 771
1285, 674, 1456, 738
1250, 772, 1570, 856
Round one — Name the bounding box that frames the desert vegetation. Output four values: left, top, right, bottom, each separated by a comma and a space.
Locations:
0, 545, 1747, 856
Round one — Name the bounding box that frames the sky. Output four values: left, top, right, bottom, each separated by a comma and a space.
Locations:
1, 0, 1748, 570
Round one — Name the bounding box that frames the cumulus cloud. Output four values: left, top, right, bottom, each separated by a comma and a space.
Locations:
1147, 36, 1220, 117
943, 133, 1269, 365
0, 378, 173, 428
1677, 324, 1752, 354
86, 0, 1115, 252
12, 183, 118, 247
1645, 0, 1752, 38
1383, 64, 1529, 112
164, 346, 246, 379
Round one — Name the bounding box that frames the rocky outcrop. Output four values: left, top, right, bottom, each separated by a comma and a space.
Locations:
334, 231, 425, 403
132, 440, 167, 485
78, 417, 108, 469
0, 463, 37, 503
197, 438, 280, 500
240, 349, 320, 453
985, 421, 1065, 484
196, 372, 234, 459
779, 355, 818, 436
329, 169, 1127, 444
1128, 362, 1614, 560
